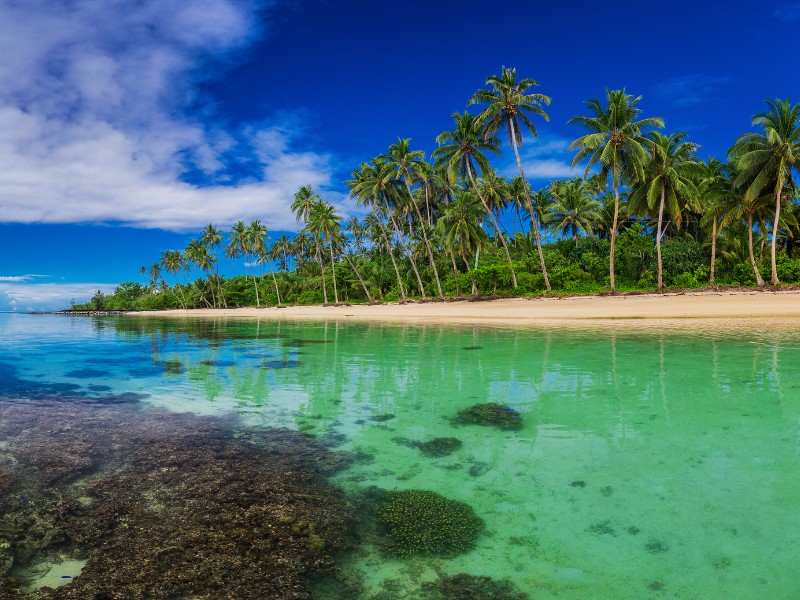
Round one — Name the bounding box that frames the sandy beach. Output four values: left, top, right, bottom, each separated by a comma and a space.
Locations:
135, 290, 800, 328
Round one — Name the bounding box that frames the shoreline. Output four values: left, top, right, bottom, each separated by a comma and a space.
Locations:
125, 289, 800, 329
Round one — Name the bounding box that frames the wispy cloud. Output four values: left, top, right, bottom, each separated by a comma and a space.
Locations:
504, 133, 582, 182
774, 3, 800, 20
0, 0, 343, 232
654, 74, 732, 107
0, 280, 117, 312
0, 274, 50, 282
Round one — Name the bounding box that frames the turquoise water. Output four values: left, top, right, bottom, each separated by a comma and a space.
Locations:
2, 313, 800, 598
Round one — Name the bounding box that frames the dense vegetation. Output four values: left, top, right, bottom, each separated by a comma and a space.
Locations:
74, 69, 800, 311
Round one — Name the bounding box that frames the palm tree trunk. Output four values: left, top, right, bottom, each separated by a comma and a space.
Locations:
379, 224, 406, 301
389, 213, 426, 298
406, 184, 443, 298
610, 184, 620, 292
710, 220, 717, 286
508, 118, 550, 291
315, 240, 328, 304
748, 214, 765, 287
771, 186, 782, 285
268, 264, 282, 307
343, 253, 372, 302
329, 243, 339, 304
656, 181, 665, 289
466, 163, 518, 289
250, 264, 260, 307
449, 249, 460, 298
462, 247, 477, 297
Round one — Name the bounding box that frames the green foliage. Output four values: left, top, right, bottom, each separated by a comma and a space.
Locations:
297, 290, 324, 305
378, 489, 484, 557
455, 403, 523, 430
777, 252, 800, 283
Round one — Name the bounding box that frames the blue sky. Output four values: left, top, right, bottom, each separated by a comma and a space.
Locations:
1, 0, 799, 310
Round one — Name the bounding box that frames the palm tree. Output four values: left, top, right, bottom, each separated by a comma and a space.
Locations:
339, 235, 373, 303
245, 220, 268, 306
308, 200, 342, 304
731, 99, 800, 285
568, 88, 664, 291
293, 185, 328, 303
159, 250, 187, 308
385, 138, 444, 299
347, 163, 409, 301
628, 131, 699, 288
185, 238, 216, 307
226, 221, 248, 280
147, 262, 162, 292
433, 112, 519, 288
698, 159, 735, 285
469, 67, 552, 290
548, 178, 601, 245
201, 223, 225, 307
436, 191, 488, 296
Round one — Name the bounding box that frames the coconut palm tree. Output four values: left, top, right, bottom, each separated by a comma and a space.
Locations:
308, 200, 342, 304
201, 223, 225, 307
628, 131, 699, 288
185, 238, 216, 307
347, 163, 410, 301
730, 98, 800, 285
436, 191, 488, 296
159, 250, 187, 308
698, 159, 735, 285
468, 67, 552, 290
433, 112, 519, 288
293, 186, 328, 303
568, 88, 664, 291
385, 138, 444, 299
245, 220, 268, 306
548, 178, 601, 245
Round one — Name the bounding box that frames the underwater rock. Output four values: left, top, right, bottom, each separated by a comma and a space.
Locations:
377, 489, 484, 557
393, 437, 463, 458
287, 339, 331, 347
421, 572, 529, 600
87, 385, 112, 392
462, 346, 482, 351
468, 462, 491, 477
64, 369, 109, 379
368, 413, 395, 423
262, 359, 301, 369
161, 360, 185, 374
454, 403, 523, 431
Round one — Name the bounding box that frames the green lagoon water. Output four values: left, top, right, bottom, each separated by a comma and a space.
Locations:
2, 312, 800, 598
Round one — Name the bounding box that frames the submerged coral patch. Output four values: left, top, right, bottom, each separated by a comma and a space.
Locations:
262, 359, 302, 369
64, 369, 109, 379
421, 572, 529, 600
377, 489, 484, 557
454, 403, 523, 430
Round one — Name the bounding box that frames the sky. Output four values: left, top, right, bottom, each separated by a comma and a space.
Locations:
1, 0, 799, 311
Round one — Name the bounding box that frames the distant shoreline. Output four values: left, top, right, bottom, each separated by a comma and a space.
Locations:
98, 289, 800, 328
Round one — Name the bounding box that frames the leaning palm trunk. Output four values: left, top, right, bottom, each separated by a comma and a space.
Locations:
509, 118, 550, 291
388, 213, 426, 298
248, 262, 260, 307
343, 253, 373, 302
378, 224, 407, 301
268, 264, 282, 307
656, 182, 666, 289
748, 214, 766, 287
461, 247, 478, 296
449, 250, 461, 298
315, 241, 328, 304
609, 185, 621, 292
407, 185, 443, 299
710, 220, 717, 286
770, 187, 782, 285
329, 244, 339, 304
466, 164, 518, 289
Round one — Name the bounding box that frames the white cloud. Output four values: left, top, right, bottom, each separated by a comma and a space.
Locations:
654, 74, 732, 107
0, 281, 117, 312
503, 133, 583, 181
0, 274, 50, 282
0, 0, 342, 232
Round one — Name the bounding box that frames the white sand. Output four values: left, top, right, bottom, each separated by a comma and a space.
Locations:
134, 290, 800, 329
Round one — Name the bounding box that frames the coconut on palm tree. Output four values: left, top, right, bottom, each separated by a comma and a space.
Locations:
568, 88, 664, 291
469, 67, 552, 290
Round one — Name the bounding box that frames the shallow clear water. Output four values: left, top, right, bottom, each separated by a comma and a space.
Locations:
2, 313, 800, 598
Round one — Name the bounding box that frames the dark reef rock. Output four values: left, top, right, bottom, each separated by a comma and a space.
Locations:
0, 400, 357, 600
421, 572, 529, 600
454, 403, 523, 431
64, 369, 109, 379
393, 437, 463, 458
377, 489, 484, 557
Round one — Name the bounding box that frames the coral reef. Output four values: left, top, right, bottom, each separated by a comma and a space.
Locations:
0, 398, 357, 599
421, 572, 529, 600
377, 489, 484, 557
454, 404, 523, 431
393, 437, 463, 458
